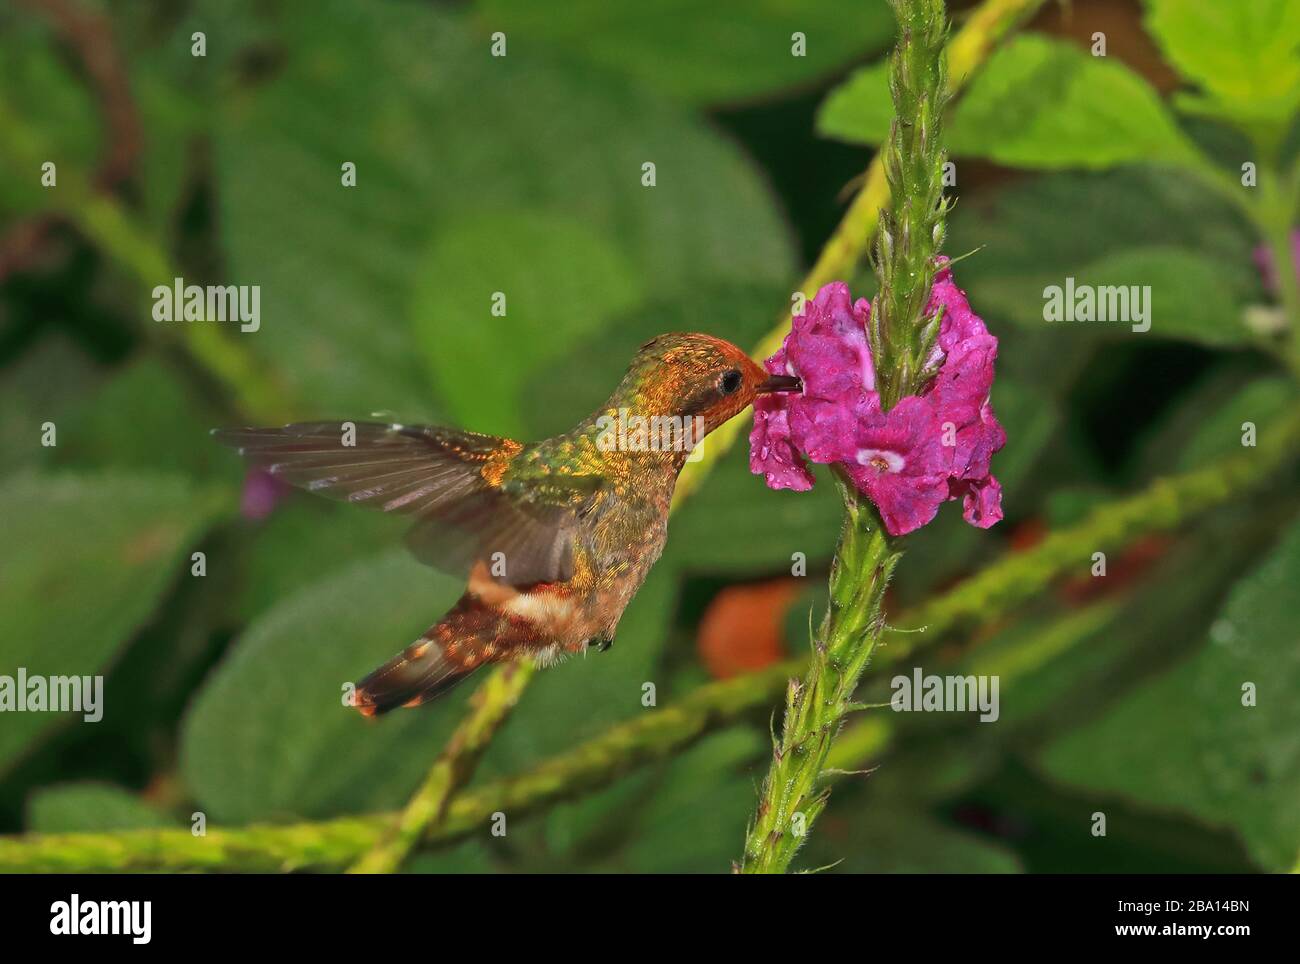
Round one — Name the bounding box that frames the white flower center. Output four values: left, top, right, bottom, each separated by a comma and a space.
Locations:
856, 448, 904, 473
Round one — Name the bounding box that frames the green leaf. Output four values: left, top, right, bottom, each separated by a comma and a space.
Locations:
1143, 0, 1300, 129
1048, 246, 1253, 346
217, 2, 793, 417
537, 728, 762, 871
54, 358, 230, 479
411, 210, 643, 437
474, 0, 895, 105
820, 35, 1197, 170
1138, 374, 1297, 476
232, 499, 405, 623
816, 60, 893, 147
948, 35, 1197, 169
403, 840, 497, 874
517, 283, 785, 439
621, 729, 764, 872
180, 550, 468, 823
1039, 516, 1300, 871
806, 805, 1022, 873
664, 444, 843, 576
0, 471, 228, 775
26, 782, 173, 833
1172, 377, 1295, 470
945, 168, 1259, 338
0, 337, 101, 477
0, 13, 98, 215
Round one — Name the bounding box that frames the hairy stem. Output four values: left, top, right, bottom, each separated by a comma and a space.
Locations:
871, 0, 951, 409
740, 476, 900, 873
740, 0, 953, 873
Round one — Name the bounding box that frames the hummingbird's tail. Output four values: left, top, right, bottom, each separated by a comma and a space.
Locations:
351, 592, 535, 716
351, 635, 473, 717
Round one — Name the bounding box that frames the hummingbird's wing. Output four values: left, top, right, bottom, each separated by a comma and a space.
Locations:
214, 421, 603, 586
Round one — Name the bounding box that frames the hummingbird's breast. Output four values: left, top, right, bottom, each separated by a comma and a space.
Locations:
475, 439, 682, 664
584, 467, 676, 626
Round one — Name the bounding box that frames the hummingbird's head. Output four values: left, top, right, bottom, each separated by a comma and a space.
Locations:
627, 333, 802, 436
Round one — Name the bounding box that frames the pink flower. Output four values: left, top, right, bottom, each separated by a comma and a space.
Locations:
843, 395, 949, 535
929, 262, 995, 355
952, 475, 1002, 528
749, 269, 1005, 536
749, 396, 815, 492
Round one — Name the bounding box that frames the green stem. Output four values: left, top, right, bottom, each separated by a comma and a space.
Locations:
346, 660, 535, 873
741, 476, 900, 873
871, 0, 951, 409
741, 0, 951, 874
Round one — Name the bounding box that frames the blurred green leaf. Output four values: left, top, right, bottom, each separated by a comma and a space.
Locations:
820, 35, 1198, 170
232, 499, 405, 623
26, 781, 172, 833
809, 805, 1021, 873
537, 727, 761, 871
947, 168, 1259, 337
518, 283, 784, 439
1143, 0, 1300, 130
411, 209, 643, 437
0, 471, 228, 775
664, 444, 843, 576
475, 0, 895, 105
621, 729, 763, 872
0, 337, 101, 477
1138, 374, 1296, 477
404, 839, 497, 874
541, 769, 656, 862
1171, 377, 1295, 470
55, 357, 230, 478
180, 550, 468, 823
0, 12, 98, 215
1038, 516, 1300, 871
217, 2, 793, 417
1058, 247, 1252, 346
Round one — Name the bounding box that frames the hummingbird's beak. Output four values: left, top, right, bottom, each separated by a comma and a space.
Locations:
756, 373, 802, 394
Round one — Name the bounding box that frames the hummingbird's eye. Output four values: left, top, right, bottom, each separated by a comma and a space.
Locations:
719, 368, 743, 395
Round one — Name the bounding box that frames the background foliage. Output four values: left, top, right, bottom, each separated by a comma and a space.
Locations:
0, 0, 1297, 873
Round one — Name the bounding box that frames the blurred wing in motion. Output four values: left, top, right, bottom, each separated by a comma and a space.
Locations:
214, 421, 602, 586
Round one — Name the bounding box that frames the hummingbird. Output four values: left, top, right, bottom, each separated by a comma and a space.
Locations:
216, 334, 801, 716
